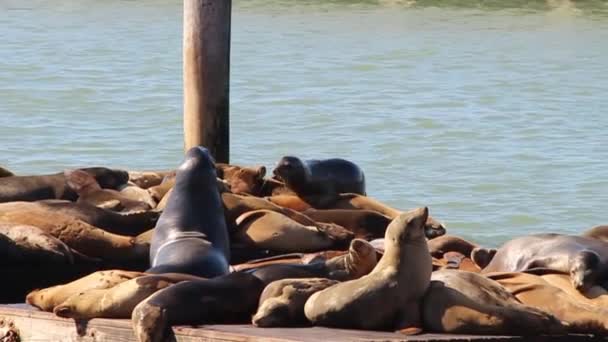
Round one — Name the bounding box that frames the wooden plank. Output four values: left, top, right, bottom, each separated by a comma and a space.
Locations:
0, 305, 598, 342
183, 0, 231, 163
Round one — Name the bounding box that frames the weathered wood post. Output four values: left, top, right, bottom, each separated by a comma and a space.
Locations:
183, 0, 231, 163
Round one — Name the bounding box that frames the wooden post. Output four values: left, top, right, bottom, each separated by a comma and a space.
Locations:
183, 0, 231, 163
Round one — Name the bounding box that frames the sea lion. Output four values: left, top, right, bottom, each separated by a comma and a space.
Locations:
53, 273, 203, 319
266, 194, 313, 211
128, 171, 174, 189
439, 251, 482, 273
0, 222, 75, 264
65, 169, 151, 212
422, 270, 566, 335
258, 177, 295, 196
132, 272, 264, 342
582, 225, 608, 243
0, 167, 128, 203
246, 238, 378, 284
26, 269, 144, 312
488, 271, 608, 334
0, 166, 14, 177
0, 200, 158, 236
428, 235, 479, 259
470, 247, 497, 269
252, 278, 339, 327
216, 163, 266, 195
148, 146, 230, 278
118, 182, 157, 209
482, 233, 608, 292
304, 207, 431, 331
147, 175, 176, 203
272, 156, 366, 208
302, 208, 391, 240
0, 206, 149, 262
233, 209, 353, 252
154, 178, 230, 211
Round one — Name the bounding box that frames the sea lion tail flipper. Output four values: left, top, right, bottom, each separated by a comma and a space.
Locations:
132, 299, 170, 342
64, 169, 103, 198
471, 247, 497, 269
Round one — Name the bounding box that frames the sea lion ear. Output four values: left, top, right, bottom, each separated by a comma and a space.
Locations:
257, 166, 266, 178
64, 169, 102, 193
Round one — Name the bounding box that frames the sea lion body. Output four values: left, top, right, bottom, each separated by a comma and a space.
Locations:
483, 233, 608, 292
215, 163, 266, 195
0, 222, 74, 264
26, 269, 144, 312
53, 273, 203, 319
234, 209, 352, 252
253, 278, 339, 327
149, 147, 229, 278
428, 235, 478, 259
582, 225, 608, 243
1, 200, 158, 236
0, 167, 128, 203
488, 271, 608, 334
304, 207, 431, 331
422, 270, 565, 335
272, 156, 365, 207
128, 171, 174, 189
118, 182, 157, 209
302, 209, 390, 240
132, 272, 264, 342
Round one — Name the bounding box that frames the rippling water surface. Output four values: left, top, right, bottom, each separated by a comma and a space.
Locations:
2, 0, 608, 246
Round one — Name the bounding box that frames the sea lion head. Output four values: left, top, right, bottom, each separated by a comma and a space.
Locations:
79, 167, 129, 190
272, 156, 307, 186
424, 216, 447, 239
252, 297, 290, 327
177, 146, 217, 185
570, 250, 601, 292
386, 206, 429, 246
217, 164, 266, 195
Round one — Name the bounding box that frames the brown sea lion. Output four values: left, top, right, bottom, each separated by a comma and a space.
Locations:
118, 182, 157, 209
147, 175, 176, 203
0, 200, 158, 236
582, 225, 608, 243
131, 272, 264, 342
440, 252, 482, 273
26, 269, 144, 312
304, 207, 431, 331
154, 178, 230, 211
53, 273, 203, 319
428, 235, 479, 259
252, 278, 339, 327
216, 163, 266, 195
266, 194, 313, 211
234, 209, 353, 252
272, 156, 366, 208
65, 169, 151, 212
148, 147, 230, 278
246, 238, 378, 285
422, 270, 566, 335
302, 208, 391, 240
0, 166, 14, 177
128, 171, 174, 189
0, 222, 75, 264
0, 167, 129, 203
488, 271, 608, 334
0, 206, 149, 262
482, 233, 608, 292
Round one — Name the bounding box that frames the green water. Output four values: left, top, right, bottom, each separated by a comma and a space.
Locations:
1, 0, 608, 246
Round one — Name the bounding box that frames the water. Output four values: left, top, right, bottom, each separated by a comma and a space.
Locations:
1, 0, 607, 247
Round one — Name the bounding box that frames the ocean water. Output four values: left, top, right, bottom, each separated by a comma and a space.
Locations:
1, 0, 607, 247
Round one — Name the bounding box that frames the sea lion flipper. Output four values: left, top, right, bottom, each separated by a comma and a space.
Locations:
64, 169, 102, 194
97, 199, 123, 211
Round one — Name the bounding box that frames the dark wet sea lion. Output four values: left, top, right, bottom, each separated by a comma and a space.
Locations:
65, 169, 151, 212
132, 272, 264, 342
0, 167, 128, 203
422, 270, 566, 335
272, 156, 365, 207
253, 278, 339, 327
482, 233, 608, 292
148, 146, 230, 278
0, 166, 14, 177
215, 163, 266, 195
304, 207, 431, 331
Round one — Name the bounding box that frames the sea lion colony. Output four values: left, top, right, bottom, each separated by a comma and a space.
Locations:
2, 147, 608, 340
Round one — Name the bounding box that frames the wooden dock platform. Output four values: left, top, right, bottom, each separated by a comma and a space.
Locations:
0, 304, 600, 342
